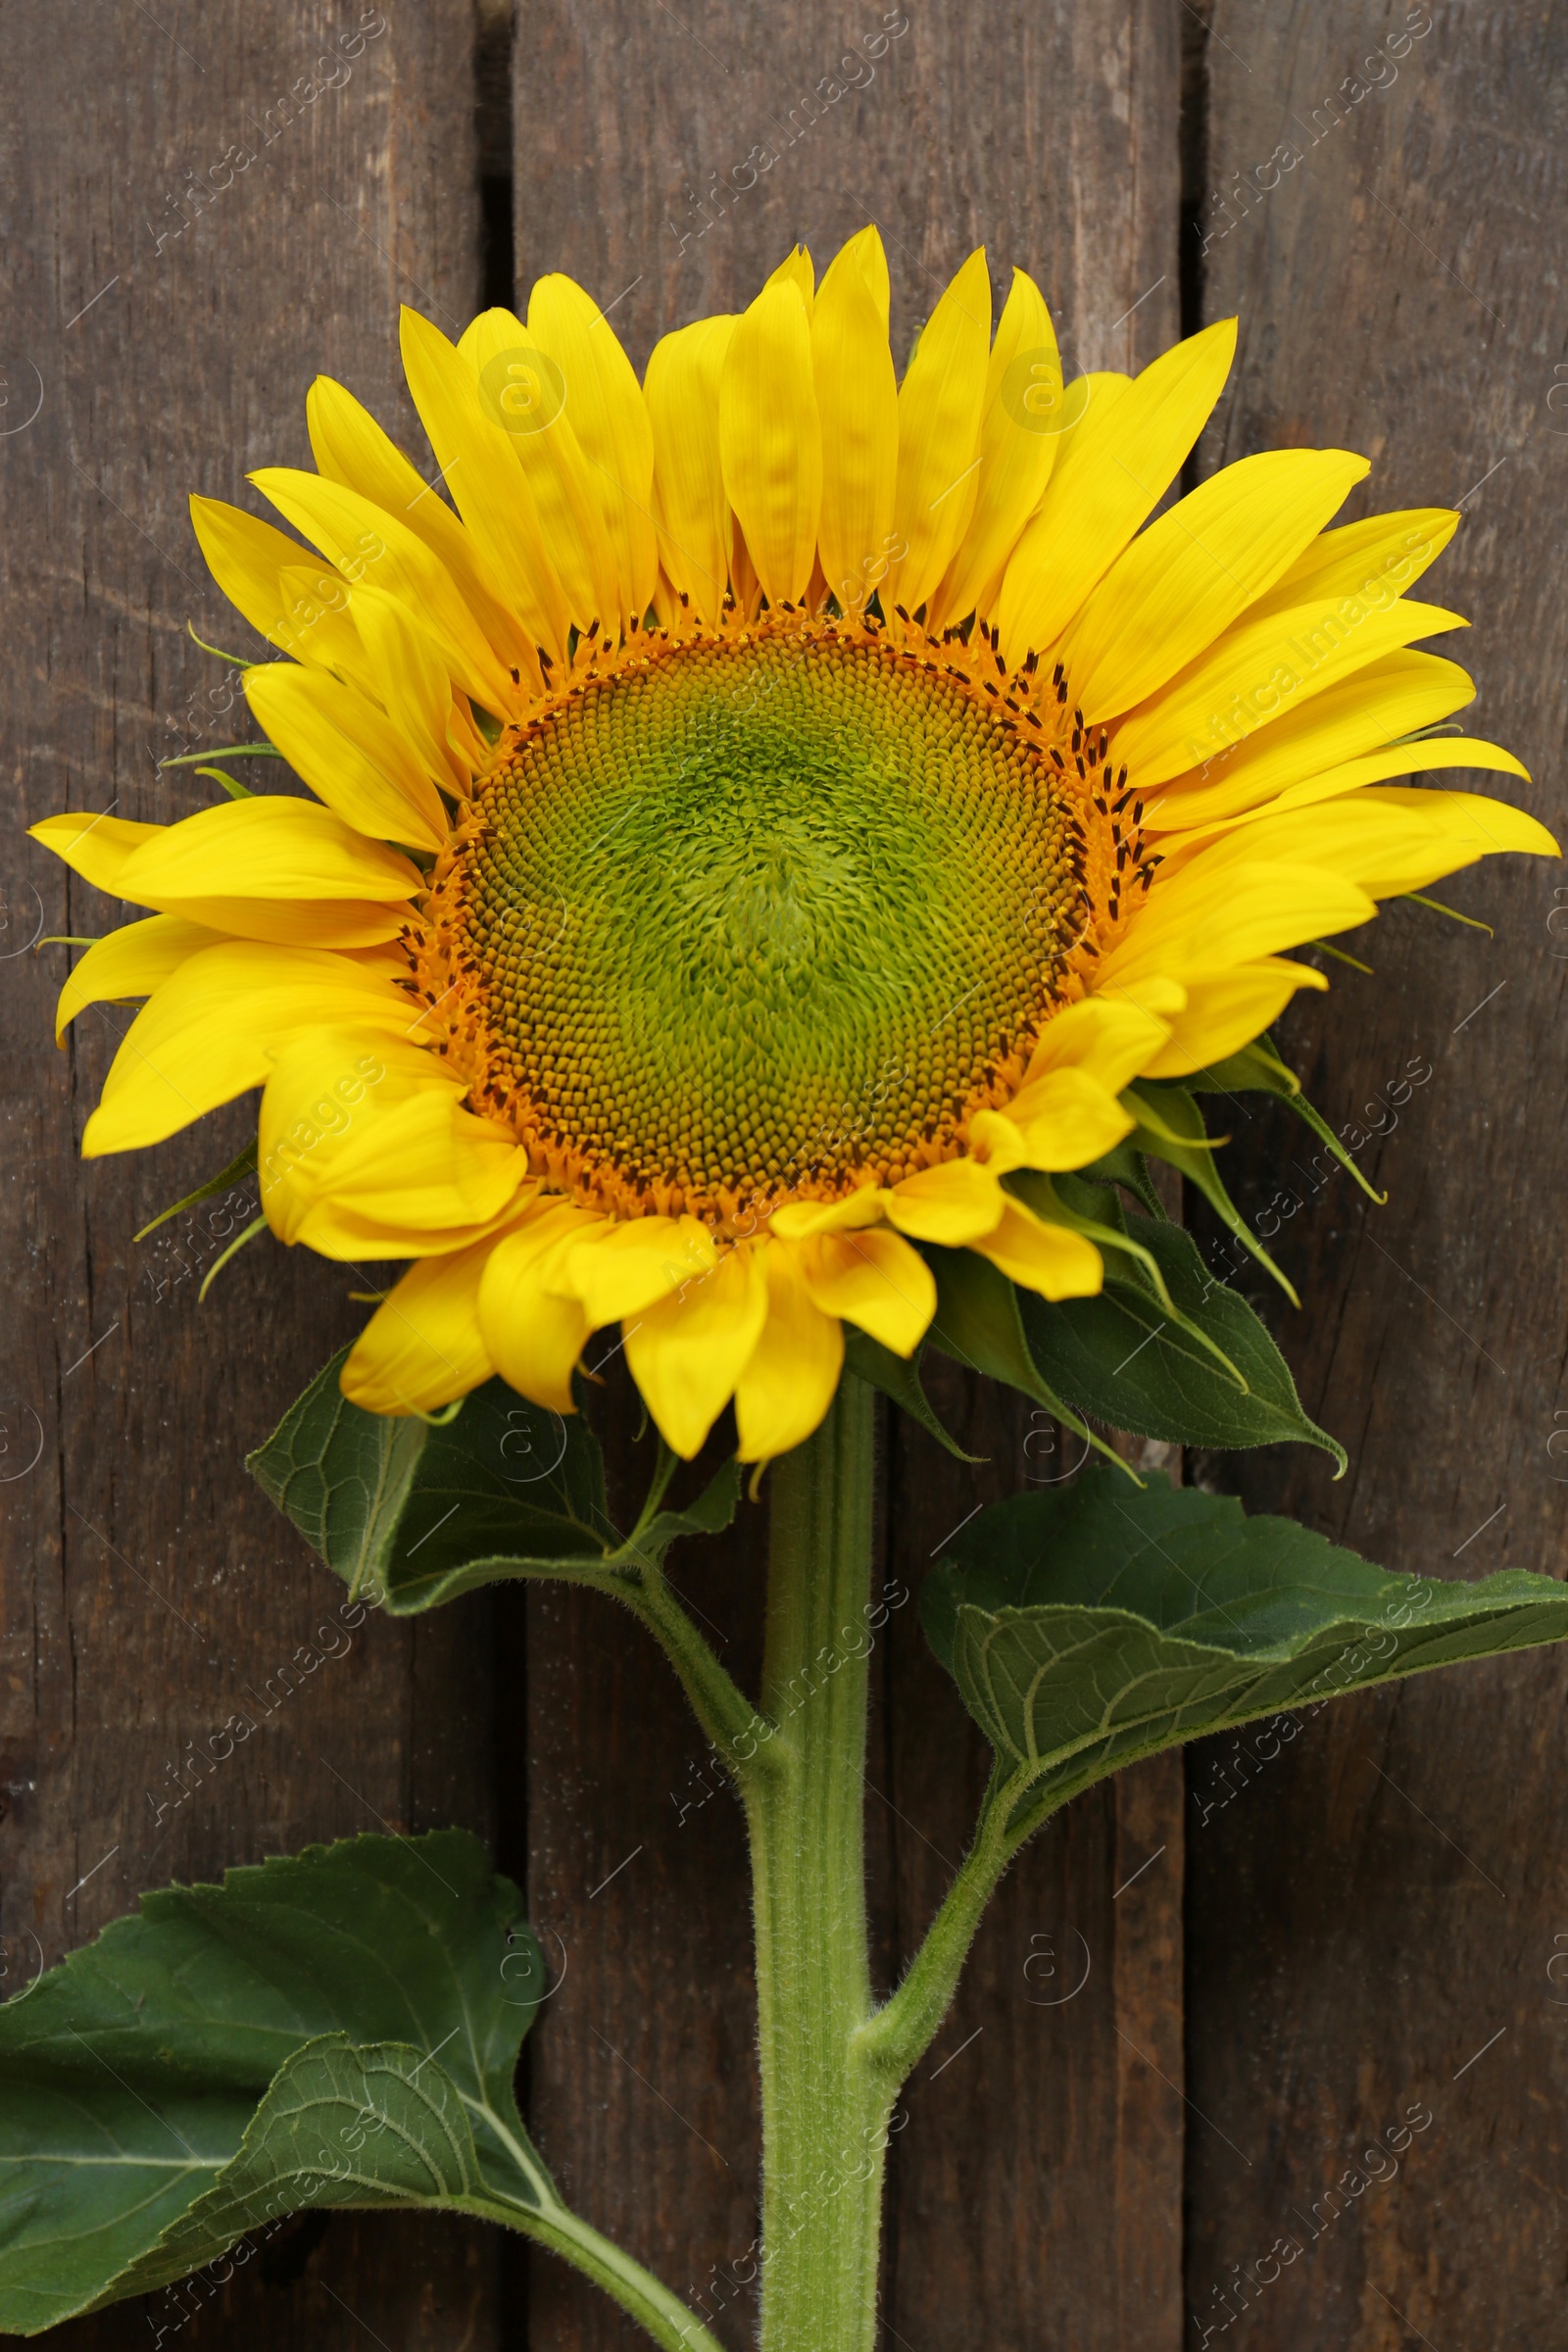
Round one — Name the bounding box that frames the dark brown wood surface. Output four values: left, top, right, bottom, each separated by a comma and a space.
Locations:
5, 2, 1566, 2347
1186, 3, 1568, 2346
1, 4, 500, 2344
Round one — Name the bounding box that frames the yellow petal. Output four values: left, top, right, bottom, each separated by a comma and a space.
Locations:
68, 794, 420, 940
884, 1157, 1006, 1245
81, 946, 408, 1154
734, 1245, 844, 1462
885, 248, 992, 618
54, 913, 224, 1041
339, 585, 475, 793
981, 1065, 1136, 1172
1157, 735, 1534, 865
115, 796, 421, 945
1061, 448, 1370, 723
29, 810, 164, 897
555, 1215, 717, 1326
964, 1108, 1028, 1174
260, 1029, 532, 1256
398, 305, 578, 664
305, 373, 541, 685
624, 1244, 769, 1459
1105, 860, 1377, 980
998, 318, 1238, 664
1141, 650, 1477, 829
928, 267, 1061, 632
1109, 595, 1468, 790
818, 227, 889, 326
645, 316, 738, 626
769, 1188, 889, 1241
1245, 506, 1459, 626
189, 496, 370, 680
719, 276, 822, 607
527, 273, 659, 628
1022, 994, 1178, 1091
766, 243, 815, 320
1133, 957, 1328, 1078
478, 1204, 606, 1412
798, 1227, 935, 1357
1190, 786, 1557, 903
241, 664, 448, 851
811, 237, 898, 619
451, 306, 621, 648
342, 1239, 503, 1414
971, 1200, 1103, 1299
251, 463, 517, 713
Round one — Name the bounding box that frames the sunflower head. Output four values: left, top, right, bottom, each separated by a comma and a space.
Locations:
31, 228, 1554, 1463
414, 611, 1119, 1231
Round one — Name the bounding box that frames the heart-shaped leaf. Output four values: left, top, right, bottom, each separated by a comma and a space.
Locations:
88, 2035, 500, 2305
0, 1834, 719, 2350
0, 1833, 550, 2332
923, 1474, 1568, 1838
248, 1350, 740, 1611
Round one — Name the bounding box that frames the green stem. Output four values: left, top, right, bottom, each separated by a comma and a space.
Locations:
854, 1764, 1030, 2089
746, 1379, 891, 2352
624, 1565, 776, 1777
466, 2193, 726, 2352
612, 1386, 1038, 2350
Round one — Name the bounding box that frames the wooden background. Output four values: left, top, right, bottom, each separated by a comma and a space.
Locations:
2, 1, 1564, 2345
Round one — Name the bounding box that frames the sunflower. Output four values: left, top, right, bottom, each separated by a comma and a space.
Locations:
32, 228, 1553, 1463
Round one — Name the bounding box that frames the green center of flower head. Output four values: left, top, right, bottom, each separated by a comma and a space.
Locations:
458, 629, 1087, 1221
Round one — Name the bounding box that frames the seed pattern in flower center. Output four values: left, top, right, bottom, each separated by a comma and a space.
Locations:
448, 626, 1091, 1222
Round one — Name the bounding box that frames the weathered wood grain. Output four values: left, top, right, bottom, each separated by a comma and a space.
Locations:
510, 9, 1186, 2342
880, 1382, 1187, 2352
1187, 3, 1568, 2343
0, 4, 499, 2343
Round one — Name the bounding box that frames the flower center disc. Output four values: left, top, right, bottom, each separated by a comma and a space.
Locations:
456, 627, 1086, 1222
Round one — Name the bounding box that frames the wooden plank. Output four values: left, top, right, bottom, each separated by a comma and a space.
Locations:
0, 5, 497, 2343
1187, 3, 1568, 2342
512, 8, 1185, 2341
883, 1396, 1187, 2352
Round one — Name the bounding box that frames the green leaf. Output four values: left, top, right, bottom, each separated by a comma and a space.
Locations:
923, 1245, 1133, 1479
247, 1348, 739, 1613
843, 1327, 981, 1462
158, 743, 284, 767
1016, 1170, 1250, 1391
194, 762, 254, 800
1014, 1194, 1346, 1470
0, 1833, 554, 2333
923, 1474, 1568, 1837
82, 2036, 501, 2304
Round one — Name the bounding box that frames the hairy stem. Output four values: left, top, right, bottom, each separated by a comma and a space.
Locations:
467, 2193, 726, 2352
623, 1564, 776, 1778
746, 1378, 892, 2352
855, 1764, 1033, 2089
614, 1386, 1041, 2350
